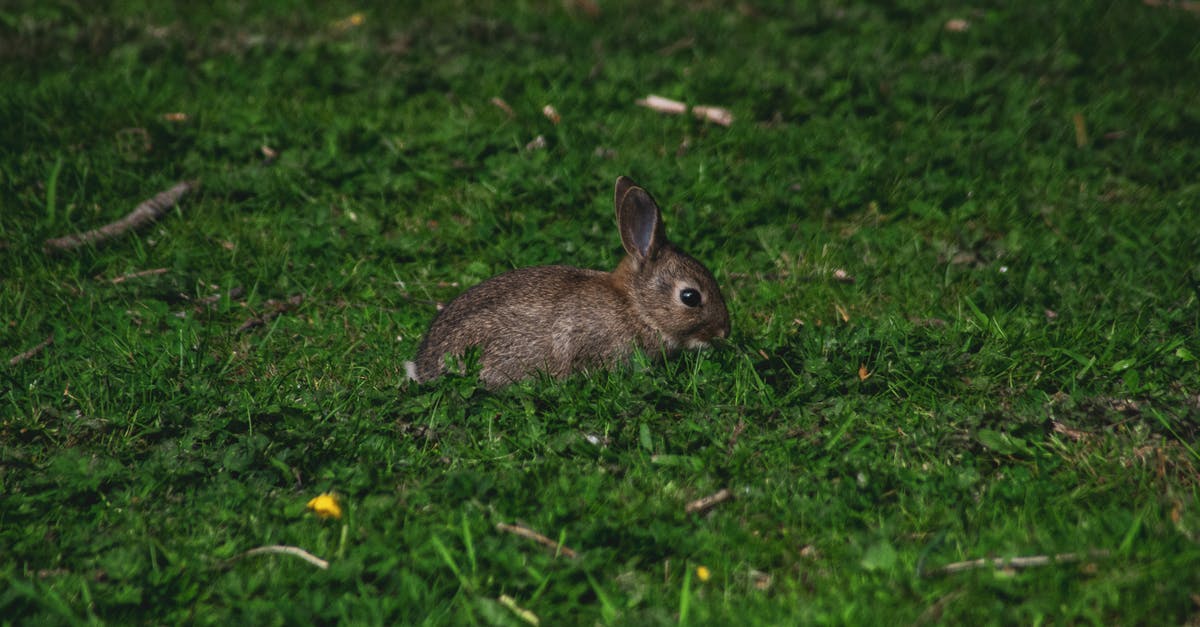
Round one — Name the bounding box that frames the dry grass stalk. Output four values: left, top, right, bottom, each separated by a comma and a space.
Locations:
1143, 0, 1200, 12
636, 94, 687, 115
231, 545, 329, 569
44, 180, 198, 253
635, 95, 733, 127
691, 104, 733, 127
490, 97, 515, 118
496, 522, 578, 559
237, 294, 305, 332
928, 550, 1108, 576
9, 335, 54, 366
110, 268, 169, 284
685, 488, 732, 514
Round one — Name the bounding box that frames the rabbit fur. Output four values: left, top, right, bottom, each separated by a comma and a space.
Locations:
407, 176, 730, 387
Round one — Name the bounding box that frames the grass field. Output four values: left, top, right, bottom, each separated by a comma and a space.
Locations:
3, 1, 1199, 623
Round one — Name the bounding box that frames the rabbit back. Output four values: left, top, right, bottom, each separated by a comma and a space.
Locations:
411, 265, 652, 386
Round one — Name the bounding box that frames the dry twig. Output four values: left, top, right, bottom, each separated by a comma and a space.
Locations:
636, 94, 687, 116
691, 104, 733, 127
685, 488, 732, 514
237, 294, 304, 332
195, 286, 245, 308
726, 420, 746, 454
9, 335, 54, 366
110, 268, 169, 284
228, 545, 329, 569
926, 550, 1108, 576
1143, 0, 1200, 12
525, 135, 547, 151
943, 18, 970, 32
498, 595, 540, 626
490, 97, 515, 118
496, 522, 578, 559
176, 287, 246, 319
635, 94, 733, 127
657, 36, 695, 56
44, 180, 198, 254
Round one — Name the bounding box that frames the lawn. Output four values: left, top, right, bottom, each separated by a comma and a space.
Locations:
2, 1, 1199, 624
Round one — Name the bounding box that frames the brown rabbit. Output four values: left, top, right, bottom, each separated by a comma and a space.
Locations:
406, 176, 730, 387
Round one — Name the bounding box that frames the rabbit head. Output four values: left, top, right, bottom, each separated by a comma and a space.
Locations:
611, 176, 730, 353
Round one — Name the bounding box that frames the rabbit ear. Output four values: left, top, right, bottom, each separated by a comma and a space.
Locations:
615, 177, 665, 262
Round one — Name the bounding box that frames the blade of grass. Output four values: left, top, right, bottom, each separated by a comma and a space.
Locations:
1147, 407, 1200, 463
45, 156, 63, 223
678, 563, 693, 625
431, 535, 473, 593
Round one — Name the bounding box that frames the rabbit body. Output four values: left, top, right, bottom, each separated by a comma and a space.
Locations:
409, 177, 730, 387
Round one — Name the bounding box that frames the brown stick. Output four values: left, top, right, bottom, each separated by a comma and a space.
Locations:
496, 523, 578, 559
237, 294, 304, 332
927, 550, 1109, 576
195, 286, 245, 307
636, 95, 733, 127
490, 97, 515, 118
1143, 0, 1200, 13
44, 180, 198, 254
9, 335, 54, 366
110, 268, 169, 284
685, 488, 732, 514
636, 94, 687, 116
691, 105, 733, 127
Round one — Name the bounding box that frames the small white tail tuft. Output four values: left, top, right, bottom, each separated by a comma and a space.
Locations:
404, 361, 418, 381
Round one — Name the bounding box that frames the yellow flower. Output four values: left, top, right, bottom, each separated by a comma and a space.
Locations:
696, 565, 711, 582
332, 12, 365, 31
307, 493, 342, 519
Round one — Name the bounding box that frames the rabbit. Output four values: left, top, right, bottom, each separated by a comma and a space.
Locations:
406, 176, 730, 388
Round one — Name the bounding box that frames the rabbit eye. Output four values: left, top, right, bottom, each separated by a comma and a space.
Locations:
679, 288, 702, 307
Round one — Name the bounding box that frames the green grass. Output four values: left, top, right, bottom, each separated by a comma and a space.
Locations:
3, 0, 1199, 623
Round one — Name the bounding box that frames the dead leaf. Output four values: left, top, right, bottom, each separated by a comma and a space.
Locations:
490, 97, 515, 118
832, 268, 855, 283
1051, 420, 1087, 442
749, 570, 773, 591
1073, 113, 1089, 147
944, 18, 970, 32
950, 251, 979, 265
525, 135, 547, 151
692, 104, 733, 127
568, 0, 600, 17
